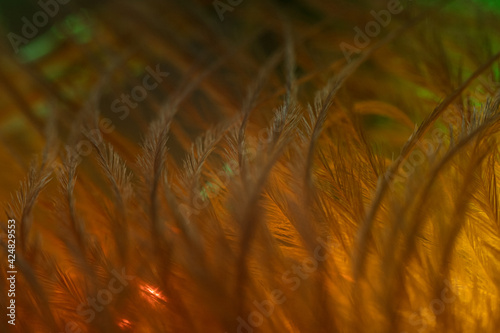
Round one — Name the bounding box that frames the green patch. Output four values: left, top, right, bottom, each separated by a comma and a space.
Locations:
414, 86, 440, 102
444, 0, 500, 13
17, 32, 60, 63
223, 163, 234, 176
18, 10, 92, 63
62, 10, 92, 44
200, 181, 222, 201
34, 102, 50, 118
473, 0, 500, 9
364, 114, 394, 128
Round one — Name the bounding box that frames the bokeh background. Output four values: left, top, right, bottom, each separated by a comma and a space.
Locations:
1, 0, 500, 332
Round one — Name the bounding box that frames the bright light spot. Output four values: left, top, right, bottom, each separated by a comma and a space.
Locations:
118, 318, 132, 330
140, 283, 168, 304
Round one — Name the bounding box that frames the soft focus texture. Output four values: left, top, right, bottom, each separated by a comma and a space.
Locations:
1, 0, 500, 332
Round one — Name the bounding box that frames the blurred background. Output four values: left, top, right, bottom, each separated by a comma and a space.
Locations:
0, 0, 499, 177
1, 1, 500, 331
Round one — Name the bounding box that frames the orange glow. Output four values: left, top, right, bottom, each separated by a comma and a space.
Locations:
117, 318, 132, 330
140, 283, 168, 304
